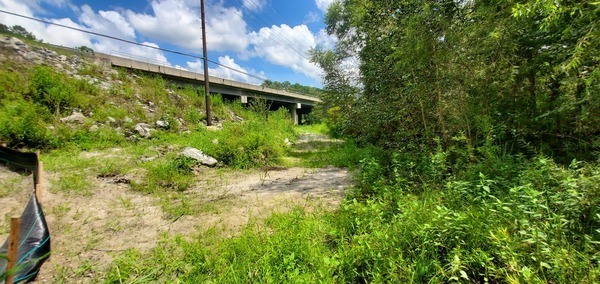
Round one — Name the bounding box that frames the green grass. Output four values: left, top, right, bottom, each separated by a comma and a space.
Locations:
102, 145, 600, 283
290, 139, 375, 169
295, 123, 329, 135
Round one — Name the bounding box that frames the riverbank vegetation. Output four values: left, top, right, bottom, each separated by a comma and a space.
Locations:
1, 1, 598, 280
102, 1, 599, 282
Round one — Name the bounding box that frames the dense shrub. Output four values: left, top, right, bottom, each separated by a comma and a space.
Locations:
0, 98, 55, 148
28, 66, 78, 115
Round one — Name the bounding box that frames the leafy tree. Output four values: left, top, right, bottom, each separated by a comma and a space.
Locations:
314, 0, 598, 159
309, 48, 358, 137
0, 23, 9, 34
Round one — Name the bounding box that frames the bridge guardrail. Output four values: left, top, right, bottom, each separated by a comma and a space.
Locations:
106, 50, 320, 101
109, 50, 202, 74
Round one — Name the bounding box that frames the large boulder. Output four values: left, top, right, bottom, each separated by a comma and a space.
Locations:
182, 147, 218, 167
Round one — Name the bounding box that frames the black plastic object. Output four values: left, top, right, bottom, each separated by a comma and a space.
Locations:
0, 146, 51, 283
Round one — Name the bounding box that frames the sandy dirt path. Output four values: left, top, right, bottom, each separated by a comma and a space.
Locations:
1, 141, 351, 282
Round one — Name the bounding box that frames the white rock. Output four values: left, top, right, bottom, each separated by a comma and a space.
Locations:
23, 52, 41, 61
140, 156, 158, 162
156, 120, 169, 128
60, 112, 86, 123
9, 37, 24, 50
134, 123, 152, 138
182, 147, 218, 167
10, 38, 25, 46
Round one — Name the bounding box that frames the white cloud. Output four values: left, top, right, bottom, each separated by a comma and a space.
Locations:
242, 0, 266, 12
186, 56, 265, 85
41, 0, 71, 8
126, 0, 201, 50
127, 41, 169, 64
186, 59, 202, 73
126, 0, 248, 52
304, 11, 320, 24
208, 55, 264, 85
43, 18, 91, 47
0, 0, 165, 60
0, 0, 46, 37
246, 24, 323, 82
79, 5, 135, 40
315, 0, 336, 13
205, 3, 249, 52
2, 0, 40, 14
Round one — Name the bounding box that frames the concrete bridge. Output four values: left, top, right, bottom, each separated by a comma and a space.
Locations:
94, 52, 321, 124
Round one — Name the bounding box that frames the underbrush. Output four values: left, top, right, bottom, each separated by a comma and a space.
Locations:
104, 143, 600, 283
331, 152, 599, 283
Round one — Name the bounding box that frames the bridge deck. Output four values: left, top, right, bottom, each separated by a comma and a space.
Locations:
96, 53, 321, 106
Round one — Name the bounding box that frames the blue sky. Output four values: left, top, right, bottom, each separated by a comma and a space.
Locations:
0, 0, 338, 87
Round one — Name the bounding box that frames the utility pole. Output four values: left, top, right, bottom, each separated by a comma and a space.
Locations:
201, 0, 212, 126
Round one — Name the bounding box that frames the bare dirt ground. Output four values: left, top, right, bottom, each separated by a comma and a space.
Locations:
0, 136, 351, 283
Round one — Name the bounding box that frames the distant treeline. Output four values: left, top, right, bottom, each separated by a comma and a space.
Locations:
261, 79, 322, 97
0, 24, 40, 41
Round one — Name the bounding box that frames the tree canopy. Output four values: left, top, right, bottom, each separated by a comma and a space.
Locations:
312, 0, 599, 159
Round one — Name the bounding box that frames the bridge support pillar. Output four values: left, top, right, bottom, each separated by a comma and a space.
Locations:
287, 103, 301, 125
240, 96, 247, 104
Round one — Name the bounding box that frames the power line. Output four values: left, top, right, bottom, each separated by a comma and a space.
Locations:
227, 0, 310, 60
0, 8, 266, 81
0, 9, 202, 60
270, 3, 319, 47
248, 0, 315, 45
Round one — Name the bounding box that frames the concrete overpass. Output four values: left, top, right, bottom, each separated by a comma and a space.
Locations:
94, 52, 321, 124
